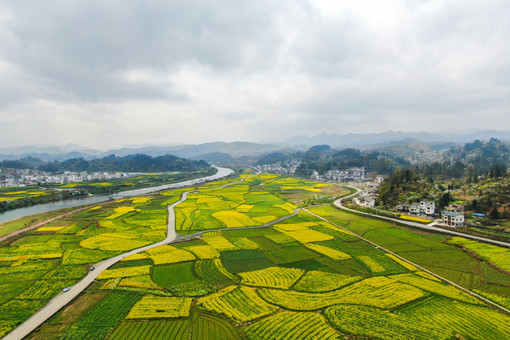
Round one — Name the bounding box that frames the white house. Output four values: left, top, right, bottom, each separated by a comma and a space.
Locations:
420, 201, 436, 215
442, 211, 464, 227
409, 203, 421, 214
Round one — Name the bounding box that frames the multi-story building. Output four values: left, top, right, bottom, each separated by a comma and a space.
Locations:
444, 204, 464, 214
409, 203, 421, 214
442, 211, 465, 227
420, 201, 436, 215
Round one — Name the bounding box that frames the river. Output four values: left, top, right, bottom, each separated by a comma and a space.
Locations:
0, 167, 233, 225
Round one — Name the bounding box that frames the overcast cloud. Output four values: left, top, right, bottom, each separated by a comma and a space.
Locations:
0, 0, 509, 149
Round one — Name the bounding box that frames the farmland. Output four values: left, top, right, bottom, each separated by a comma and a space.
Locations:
2, 171, 510, 339
29, 209, 510, 339
174, 174, 341, 233
0, 191, 179, 337
0, 170, 213, 215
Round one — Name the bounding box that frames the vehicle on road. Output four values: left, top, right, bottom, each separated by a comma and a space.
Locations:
62, 287, 70, 292
89, 266, 95, 271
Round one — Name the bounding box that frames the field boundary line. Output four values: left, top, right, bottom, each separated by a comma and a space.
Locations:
0, 204, 103, 243
302, 207, 510, 316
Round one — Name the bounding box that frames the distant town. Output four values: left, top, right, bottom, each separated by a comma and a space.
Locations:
0, 168, 140, 188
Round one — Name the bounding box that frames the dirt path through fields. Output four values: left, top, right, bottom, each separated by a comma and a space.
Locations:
0, 205, 101, 243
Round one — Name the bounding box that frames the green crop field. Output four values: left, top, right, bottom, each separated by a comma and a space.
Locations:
0, 192, 183, 337
3, 172, 510, 340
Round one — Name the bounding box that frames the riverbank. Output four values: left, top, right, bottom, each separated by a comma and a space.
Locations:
0, 167, 233, 234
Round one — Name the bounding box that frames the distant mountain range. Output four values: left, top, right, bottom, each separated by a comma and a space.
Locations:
283, 130, 510, 147
1, 130, 509, 163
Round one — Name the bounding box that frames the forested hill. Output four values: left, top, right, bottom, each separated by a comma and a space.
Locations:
256, 148, 410, 176
0, 154, 212, 173
413, 138, 509, 179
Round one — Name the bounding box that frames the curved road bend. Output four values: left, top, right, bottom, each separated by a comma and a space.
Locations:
3, 169, 234, 340
333, 187, 510, 248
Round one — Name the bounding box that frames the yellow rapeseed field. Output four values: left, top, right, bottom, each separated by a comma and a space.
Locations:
253, 215, 277, 224
118, 275, 162, 290
197, 285, 278, 323
386, 254, 418, 271
236, 204, 254, 212
239, 267, 304, 289
36, 226, 65, 232
144, 245, 196, 265
130, 197, 151, 204
106, 206, 139, 219
259, 276, 425, 310
184, 245, 220, 259
126, 295, 192, 319
305, 243, 351, 260
274, 224, 334, 243
212, 211, 257, 228
202, 231, 238, 251
399, 215, 432, 224
80, 233, 150, 252
358, 256, 386, 273
98, 265, 152, 280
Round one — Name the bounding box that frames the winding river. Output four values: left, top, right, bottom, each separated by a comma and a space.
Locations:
0, 167, 234, 225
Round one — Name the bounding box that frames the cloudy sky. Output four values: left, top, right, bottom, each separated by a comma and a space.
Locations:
0, 0, 509, 149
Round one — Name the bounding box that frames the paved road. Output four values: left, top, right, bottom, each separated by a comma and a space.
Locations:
333, 188, 510, 248
3, 170, 233, 340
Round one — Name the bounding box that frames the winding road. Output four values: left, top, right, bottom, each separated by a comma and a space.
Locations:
334, 187, 510, 248
3, 168, 234, 340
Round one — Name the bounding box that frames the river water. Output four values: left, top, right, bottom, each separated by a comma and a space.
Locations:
0, 167, 233, 225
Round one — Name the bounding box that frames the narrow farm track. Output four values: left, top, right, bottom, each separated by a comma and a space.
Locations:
0, 205, 103, 243
3, 169, 234, 340
334, 187, 510, 248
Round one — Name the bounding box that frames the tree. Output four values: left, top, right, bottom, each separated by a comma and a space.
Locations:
471, 199, 478, 212
439, 193, 451, 209
490, 207, 500, 220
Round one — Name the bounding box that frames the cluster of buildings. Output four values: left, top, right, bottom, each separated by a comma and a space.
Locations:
397, 201, 436, 216
311, 167, 365, 182
353, 191, 376, 207
0, 168, 134, 188
253, 160, 302, 175
397, 201, 465, 227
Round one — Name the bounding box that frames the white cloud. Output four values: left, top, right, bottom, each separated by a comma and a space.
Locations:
0, 0, 509, 148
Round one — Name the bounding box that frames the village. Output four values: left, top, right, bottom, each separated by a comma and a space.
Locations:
353, 186, 468, 228
0, 168, 138, 188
